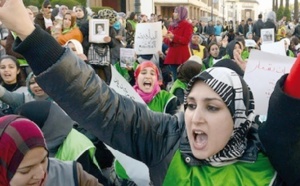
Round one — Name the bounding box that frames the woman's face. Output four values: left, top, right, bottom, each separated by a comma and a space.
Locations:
209, 44, 219, 58
10, 147, 48, 186
29, 77, 46, 97
0, 58, 20, 84
97, 25, 103, 33
173, 9, 179, 20
61, 6, 68, 16
75, 8, 84, 19
63, 14, 72, 29
185, 81, 233, 159
137, 67, 157, 93
191, 35, 200, 44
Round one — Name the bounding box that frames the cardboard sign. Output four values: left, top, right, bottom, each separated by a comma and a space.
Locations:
134, 22, 162, 55
120, 48, 136, 68
110, 65, 145, 104
244, 50, 295, 115
261, 28, 275, 44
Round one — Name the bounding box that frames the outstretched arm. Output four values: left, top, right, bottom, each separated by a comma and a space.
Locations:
0, 1, 184, 166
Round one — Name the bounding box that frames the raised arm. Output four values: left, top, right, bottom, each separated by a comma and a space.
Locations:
0, 0, 184, 166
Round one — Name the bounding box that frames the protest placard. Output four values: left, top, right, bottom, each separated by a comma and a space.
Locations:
261, 41, 286, 56
110, 65, 145, 104
134, 22, 162, 54
120, 48, 136, 68
244, 50, 295, 115
261, 28, 274, 44
106, 66, 150, 185
89, 19, 109, 43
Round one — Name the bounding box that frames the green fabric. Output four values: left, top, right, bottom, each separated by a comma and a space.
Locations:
17, 59, 28, 66
203, 57, 214, 71
242, 50, 249, 60
147, 90, 175, 113
55, 129, 99, 168
114, 62, 138, 82
127, 20, 137, 30
115, 91, 175, 180
169, 79, 187, 95
115, 160, 129, 179
287, 50, 295, 57
163, 151, 276, 186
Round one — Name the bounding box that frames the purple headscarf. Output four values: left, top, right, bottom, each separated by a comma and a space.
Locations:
171, 6, 188, 27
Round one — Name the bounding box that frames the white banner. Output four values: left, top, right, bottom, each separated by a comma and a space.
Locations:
244, 50, 295, 115
107, 66, 150, 185
134, 22, 162, 55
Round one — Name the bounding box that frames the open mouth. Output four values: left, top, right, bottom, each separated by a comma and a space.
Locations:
193, 130, 208, 150
143, 82, 152, 88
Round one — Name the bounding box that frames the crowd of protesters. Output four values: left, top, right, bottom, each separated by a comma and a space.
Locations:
1, 0, 300, 185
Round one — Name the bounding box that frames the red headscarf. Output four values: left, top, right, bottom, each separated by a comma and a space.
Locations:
0, 115, 47, 185
133, 61, 161, 103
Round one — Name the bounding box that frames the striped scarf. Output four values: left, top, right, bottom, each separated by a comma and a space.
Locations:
184, 67, 255, 166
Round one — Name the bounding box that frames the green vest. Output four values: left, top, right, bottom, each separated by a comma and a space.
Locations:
169, 79, 187, 95
147, 90, 175, 113
115, 91, 176, 180
203, 57, 214, 71
55, 129, 99, 168
127, 20, 137, 30
163, 150, 276, 185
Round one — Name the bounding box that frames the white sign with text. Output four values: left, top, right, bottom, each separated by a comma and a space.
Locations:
134, 22, 162, 55
244, 50, 295, 115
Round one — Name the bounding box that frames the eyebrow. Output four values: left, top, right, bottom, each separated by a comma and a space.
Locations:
18, 155, 47, 170
186, 96, 223, 103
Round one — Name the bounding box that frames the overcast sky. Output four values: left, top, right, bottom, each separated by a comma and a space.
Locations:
259, 0, 273, 13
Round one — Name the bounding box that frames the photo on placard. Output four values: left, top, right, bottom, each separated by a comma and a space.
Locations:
261, 28, 274, 44
89, 19, 109, 43
120, 48, 136, 68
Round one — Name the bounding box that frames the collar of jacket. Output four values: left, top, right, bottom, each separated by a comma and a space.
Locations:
178, 123, 262, 166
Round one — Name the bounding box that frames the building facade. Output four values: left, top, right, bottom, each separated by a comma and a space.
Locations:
91, 0, 259, 24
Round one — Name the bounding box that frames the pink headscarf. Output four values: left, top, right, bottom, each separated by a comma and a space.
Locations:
133, 61, 161, 103
0, 115, 47, 185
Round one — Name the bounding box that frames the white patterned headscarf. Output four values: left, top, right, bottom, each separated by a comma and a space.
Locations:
184, 67, 255, 166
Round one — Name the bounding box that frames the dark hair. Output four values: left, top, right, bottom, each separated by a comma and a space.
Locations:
0, 55, 26, 86
63, 10, 77, 29
128, 12, 136, 20
258, 14, 262, 19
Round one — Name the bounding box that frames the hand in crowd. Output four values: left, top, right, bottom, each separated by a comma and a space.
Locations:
221, 36, 228, 48
165, 31, 174, 41
103, 36, 111, 43
115, 35, 123, 41
233, 48, 247, 71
